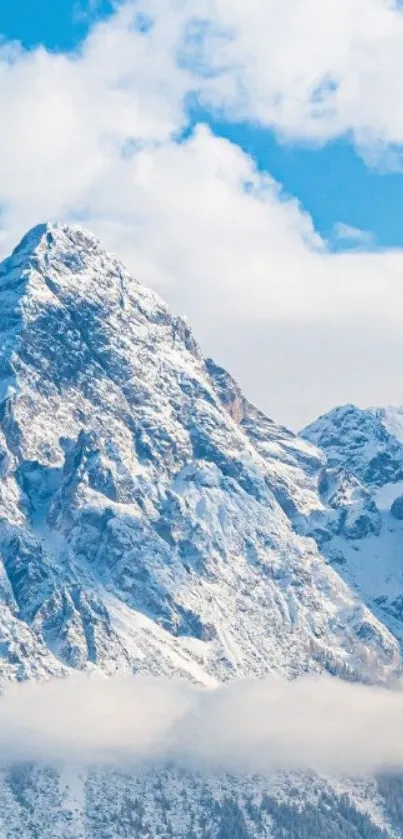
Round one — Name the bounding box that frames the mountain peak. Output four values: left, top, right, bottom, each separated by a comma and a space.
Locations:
10, 221, 103, 260
0, 220, 171, 333
303, 403, 403, 486
0, 222, 119, 305
0, 222, 395, 689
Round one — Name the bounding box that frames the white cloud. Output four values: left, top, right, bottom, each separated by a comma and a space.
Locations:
0, 2, 190, 236
1, 3, 403, 428
333, 222, 375, 247
51, 127, 403, 428
3, 672, 403, 777
163, 0, 403, 160
72, 0, 403, 160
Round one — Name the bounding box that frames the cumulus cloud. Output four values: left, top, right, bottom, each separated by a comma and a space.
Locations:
163, 0, 403, 158
2, 673, 403, 777
1, 1, 403, 427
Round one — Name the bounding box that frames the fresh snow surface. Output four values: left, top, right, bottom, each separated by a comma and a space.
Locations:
374, 481, 403, 511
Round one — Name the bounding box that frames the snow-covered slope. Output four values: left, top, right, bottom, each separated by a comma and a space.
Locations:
0, 224, 400, 837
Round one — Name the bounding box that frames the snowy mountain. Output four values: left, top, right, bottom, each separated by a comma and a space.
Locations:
0, 223, 401, 837
303, 404, 403, 487
302, 404, 403, 654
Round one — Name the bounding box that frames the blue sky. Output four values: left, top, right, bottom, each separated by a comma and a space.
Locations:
2, 0, 403, 252
207, 119, 403, 251
0, 0, 117, 51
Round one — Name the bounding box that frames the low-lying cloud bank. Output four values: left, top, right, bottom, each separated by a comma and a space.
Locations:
2, 673, 403, 776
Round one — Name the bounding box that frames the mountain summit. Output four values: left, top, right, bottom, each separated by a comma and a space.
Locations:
0, 221, 394, 683
0, 223, 400, 837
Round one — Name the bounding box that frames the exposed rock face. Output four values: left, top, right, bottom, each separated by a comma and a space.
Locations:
0, 223, 400, 837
